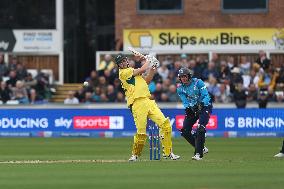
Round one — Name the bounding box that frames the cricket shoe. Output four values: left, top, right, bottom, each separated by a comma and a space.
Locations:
162, 153, 180, 160
169, 152, 180, 160
128, 155, 138, 162
274, 152, 284, 158
192, 153, 202, 161
203, 147, 209, 155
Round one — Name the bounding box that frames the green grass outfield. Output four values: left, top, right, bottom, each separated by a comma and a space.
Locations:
0, 137, 283, 189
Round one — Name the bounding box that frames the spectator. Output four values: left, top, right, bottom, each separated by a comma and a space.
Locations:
207, 75, 221, 102
8, 55, 18, 72
247, 83, 258, 102
110, 66, 119, 82
98, 54, 115, 73
194, 55, 207, 79
157, 62, 169, 81
104, 69, 116, 85
34, 71, 51, 100
29, 89, 37, 104
83, 91, 94, 104
167, 71, 177, 84
218, 83, 231, 103
162, 78, 171, 90
11, 80, 29, 104
106, 85, 116, 102
229, 67, 243, 94
227, 56, 236, 69
0, 53, 8, 77
24, 73, 37, 104
148, 81, 156, 93
16, 62, 28, 80
249, 69, 260, 88
0, 81, 12, 103
180, 54, 188, 68
239, 56, 251, 75
218, 60, 231, 84
167, 84, 178, 102
239, 56, 251, 89
113, 78, 123, 93
100, 93, 108, 102
257, 69, 278, 108
75, 86, 86, 102
233, 83, 247, 108
160, 92, 169, 102
258, 69, 277, 95
24, 73, 37, 90
211, 53, 220, 65
189, 59, 198, 78
152, 71, 163, 84
256, 50, 271, 71
6, 70, 18, 88
64, 91, 79, 104
153, 83, 163, 101
92, 87, 102, 102
173, 60, 182, 75
85, 70, 99, 88
162, 55, 174, 70
116, 92, 125, 102
202, 61, 219, 81
258, 88, 269, 108
98, 76, 108, 94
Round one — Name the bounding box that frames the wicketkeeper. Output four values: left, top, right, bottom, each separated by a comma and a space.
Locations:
177, 67, 212, 160
115, 53, 180, 161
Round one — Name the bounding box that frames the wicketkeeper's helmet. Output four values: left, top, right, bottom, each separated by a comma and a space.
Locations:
178, 67, 192, 83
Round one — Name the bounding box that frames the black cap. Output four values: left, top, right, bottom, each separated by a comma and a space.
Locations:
115, 53, 127, 65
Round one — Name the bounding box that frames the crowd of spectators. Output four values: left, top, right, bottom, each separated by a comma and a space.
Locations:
3, 51, 282, 108
0, 54, 53, 104
70, 51, 284, 108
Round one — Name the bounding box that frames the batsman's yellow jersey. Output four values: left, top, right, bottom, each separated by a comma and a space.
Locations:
119, 67, 151, 106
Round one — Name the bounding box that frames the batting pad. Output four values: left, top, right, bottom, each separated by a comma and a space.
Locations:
159, 118, 172, 156
132, 133, 147, 156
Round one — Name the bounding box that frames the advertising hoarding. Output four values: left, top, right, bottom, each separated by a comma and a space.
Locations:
0, 108, 283, 137
123, 28, 284, 51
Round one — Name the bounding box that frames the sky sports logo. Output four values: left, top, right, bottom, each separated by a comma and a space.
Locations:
73, 116, 124, 130
175, 115, 218, 130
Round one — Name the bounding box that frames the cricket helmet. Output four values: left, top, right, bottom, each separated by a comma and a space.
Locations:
178, 67, 192, 83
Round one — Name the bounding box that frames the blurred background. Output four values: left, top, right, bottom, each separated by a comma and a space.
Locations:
0, 0, 283, 138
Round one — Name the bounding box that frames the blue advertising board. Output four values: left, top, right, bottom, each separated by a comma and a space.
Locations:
0, 108, 283, 137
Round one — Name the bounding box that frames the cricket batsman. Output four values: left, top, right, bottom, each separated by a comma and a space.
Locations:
115, 53, 180, 161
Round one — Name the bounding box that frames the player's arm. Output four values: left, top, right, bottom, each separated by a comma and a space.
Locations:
198, 79, 211, 106
177, 87, 189, 108
143, 68, 156, 84
133, 58, 149, 76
